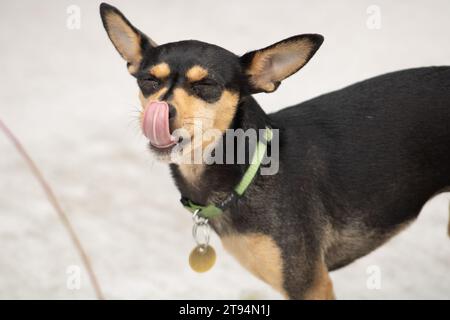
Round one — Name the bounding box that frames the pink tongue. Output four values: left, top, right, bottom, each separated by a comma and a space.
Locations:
142, 101, 176, 148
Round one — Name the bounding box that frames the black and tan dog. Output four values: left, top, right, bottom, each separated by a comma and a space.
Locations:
100, 3, 450, 299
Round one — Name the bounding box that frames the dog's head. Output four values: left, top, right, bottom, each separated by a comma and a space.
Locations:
100, 3, 323, 162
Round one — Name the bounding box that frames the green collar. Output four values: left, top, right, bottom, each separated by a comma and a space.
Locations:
180, 127, 273, 219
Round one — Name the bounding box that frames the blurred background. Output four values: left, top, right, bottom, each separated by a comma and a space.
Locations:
0, 0, 449, 299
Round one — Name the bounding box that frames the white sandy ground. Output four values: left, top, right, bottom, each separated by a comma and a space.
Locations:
0, 0, 449, 299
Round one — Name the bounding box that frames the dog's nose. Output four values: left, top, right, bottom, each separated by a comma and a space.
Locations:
168, 103, 177, 120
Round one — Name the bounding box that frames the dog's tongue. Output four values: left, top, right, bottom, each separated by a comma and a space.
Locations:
142, 101, 176, 148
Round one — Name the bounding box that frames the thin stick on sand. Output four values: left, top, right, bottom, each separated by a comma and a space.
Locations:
0, 118, 104, 300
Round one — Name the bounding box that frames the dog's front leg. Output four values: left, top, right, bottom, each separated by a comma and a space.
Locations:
301, 260, 335, 300
283, 255, 336, 300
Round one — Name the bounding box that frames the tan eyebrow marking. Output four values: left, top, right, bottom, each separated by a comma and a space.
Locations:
149, 62, 170, 79
186, 65, 208, 82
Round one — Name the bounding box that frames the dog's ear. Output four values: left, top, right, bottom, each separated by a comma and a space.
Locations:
100, 3, 157, 73
240, 34, 323, 93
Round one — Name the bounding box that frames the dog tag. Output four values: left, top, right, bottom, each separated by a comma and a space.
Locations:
189, 245, 216, 273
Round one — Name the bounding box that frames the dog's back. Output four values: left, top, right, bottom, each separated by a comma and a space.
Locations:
271, 67, 450, 269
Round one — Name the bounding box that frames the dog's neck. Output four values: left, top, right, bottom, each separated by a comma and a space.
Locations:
170, 95, 271, 205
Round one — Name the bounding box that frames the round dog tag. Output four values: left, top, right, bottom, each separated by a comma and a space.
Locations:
189, 245, 216, 273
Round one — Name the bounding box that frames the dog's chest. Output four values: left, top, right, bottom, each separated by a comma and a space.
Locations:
178, 164, 205, 189
174, 166, 286, 293
219, 232, 286, 296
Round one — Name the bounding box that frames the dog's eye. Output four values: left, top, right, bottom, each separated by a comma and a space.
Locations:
191, 80, 222, 102
138, 78, 161, 95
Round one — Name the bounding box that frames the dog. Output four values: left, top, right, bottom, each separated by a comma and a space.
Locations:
99, 3, 450, 299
